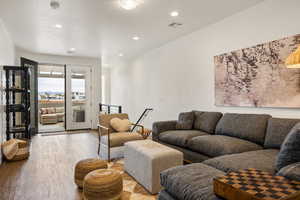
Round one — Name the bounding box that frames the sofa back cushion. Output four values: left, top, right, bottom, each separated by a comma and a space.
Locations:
215, 113, 271, 145
55, 107, 64, 113
176, 112, 194, 130
193, 111, 223, 134
276, 123, 300, 171
264, 118, 300, 149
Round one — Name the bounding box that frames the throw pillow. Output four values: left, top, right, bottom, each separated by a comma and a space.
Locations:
47, 107, 55, 114
41, 108, 47, 114
110, 118, 131, 132
193, 111, 222, 134
176, 112, 194, 130
276, 123, 300, 171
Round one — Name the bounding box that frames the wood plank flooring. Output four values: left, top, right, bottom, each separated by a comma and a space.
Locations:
0, 133, 99, 200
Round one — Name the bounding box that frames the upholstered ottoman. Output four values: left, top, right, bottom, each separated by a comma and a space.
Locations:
74, 158, 108, 188
83, 169, 123, 200
124, 140, 183, 194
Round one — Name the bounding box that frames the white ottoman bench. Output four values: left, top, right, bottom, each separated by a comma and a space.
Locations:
124, 140, 183, 194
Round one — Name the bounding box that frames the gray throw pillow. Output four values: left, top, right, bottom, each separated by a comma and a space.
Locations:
176, 112, 194, 130
276, 123, 300, 171
193, 111, 222, 134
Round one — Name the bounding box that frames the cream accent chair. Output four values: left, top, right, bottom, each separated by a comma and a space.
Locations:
98, 113, 144, 161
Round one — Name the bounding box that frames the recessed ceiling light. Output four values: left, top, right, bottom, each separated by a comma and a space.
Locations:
170, 11, 179, 17
67, 48, 76, 54
119, 53, 124, 57
132, 36, 140, 41
54, 24, 62, 29
119, 0, 141, 10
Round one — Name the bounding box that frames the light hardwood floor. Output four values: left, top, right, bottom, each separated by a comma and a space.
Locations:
0, 133, 99, 200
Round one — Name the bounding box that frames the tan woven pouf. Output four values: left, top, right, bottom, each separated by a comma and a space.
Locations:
74, 158, 108, 188
83, 169, 123, 200
2, 139, 30, 161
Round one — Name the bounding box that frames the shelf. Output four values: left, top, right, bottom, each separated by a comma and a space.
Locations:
3, 66, 29, 71
7, 104, 26, 112
9, 126, 26, 133
5, 65, 30, 140
6, 88, 29, 93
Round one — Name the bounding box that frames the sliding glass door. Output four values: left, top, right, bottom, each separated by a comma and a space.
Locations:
65, 66, 92, 130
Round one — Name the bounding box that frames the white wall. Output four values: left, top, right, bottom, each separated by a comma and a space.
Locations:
15, 48, 101, 129
0, 18, 15, 163
102, 67, 111, 104
111, 0, 300, 128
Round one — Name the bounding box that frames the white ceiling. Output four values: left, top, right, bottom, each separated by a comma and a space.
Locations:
0, 0, 264, 67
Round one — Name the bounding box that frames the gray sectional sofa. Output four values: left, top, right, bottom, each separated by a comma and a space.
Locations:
152, 111, 300, 200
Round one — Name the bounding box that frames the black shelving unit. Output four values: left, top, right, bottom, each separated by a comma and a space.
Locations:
4, 66, 31, 140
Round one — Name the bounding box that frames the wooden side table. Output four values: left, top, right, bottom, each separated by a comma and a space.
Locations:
214, 168, 300, 200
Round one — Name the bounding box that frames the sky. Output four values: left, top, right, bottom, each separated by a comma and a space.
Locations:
38, 77, 85, 93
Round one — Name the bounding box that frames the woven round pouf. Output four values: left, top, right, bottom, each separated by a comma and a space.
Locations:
83, 169, 123, 200
74, 158, 108, 188
2, 139, 30, 161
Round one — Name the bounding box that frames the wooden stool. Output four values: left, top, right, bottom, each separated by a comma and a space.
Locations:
74, 158, 108, 188
83, 169, 123, 200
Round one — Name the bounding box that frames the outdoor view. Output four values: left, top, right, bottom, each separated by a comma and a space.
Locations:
38, 66, 87, 132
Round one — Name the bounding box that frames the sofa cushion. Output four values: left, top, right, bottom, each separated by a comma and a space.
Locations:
159, 141, 211, 163
187, 135, 263, 157
277, 162, 300, 182
276, 123, 300, 171
203, 149, 279, 174
215, 113, 271, 145
160, 163, 225, 200
159, 130, 207, 148
176, 112, 194, 130
193, 111, 222, 134
47, 107, 56, 114
264, 118, 300, 149
55, 107, 64, 113
101, 132, 143, 147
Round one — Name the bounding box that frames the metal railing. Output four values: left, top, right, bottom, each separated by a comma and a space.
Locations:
99, 103, 122, 114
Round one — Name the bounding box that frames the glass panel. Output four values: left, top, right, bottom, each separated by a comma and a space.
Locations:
71, 71, 86, 123
38, 65, 65, 133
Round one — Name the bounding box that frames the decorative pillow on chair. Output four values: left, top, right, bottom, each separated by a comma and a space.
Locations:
176, 112, 194, 130
110, 118, 131, 132
276, 123, 300, 171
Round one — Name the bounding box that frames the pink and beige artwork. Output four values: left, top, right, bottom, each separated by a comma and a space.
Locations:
214, 34, 300, 108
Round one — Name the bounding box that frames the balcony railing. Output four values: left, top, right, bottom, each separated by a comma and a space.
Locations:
99, 103, 122, 114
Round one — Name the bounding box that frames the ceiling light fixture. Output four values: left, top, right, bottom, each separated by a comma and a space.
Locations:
119, 0, 141, 10
132, 36, 140, 41
119, 53, 124, 57
54, 24, 62, 29
67, 48, 76, 54
170, 11, 179, 17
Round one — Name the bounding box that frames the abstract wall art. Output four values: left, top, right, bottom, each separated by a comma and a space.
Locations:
214, 34, 300, 108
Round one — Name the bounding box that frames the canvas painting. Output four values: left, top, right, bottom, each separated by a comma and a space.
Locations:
214, 34, 300, 108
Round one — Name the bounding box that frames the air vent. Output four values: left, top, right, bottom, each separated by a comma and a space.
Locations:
50, 0, 60, 9
168, 22, 183, 28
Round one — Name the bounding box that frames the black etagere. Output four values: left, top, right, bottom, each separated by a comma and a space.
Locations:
4, 66, 31, 140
